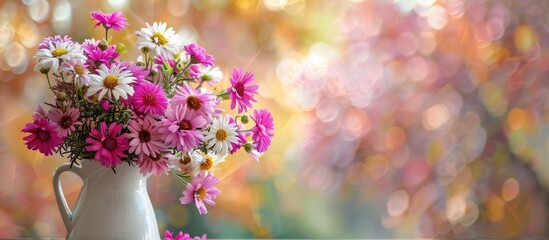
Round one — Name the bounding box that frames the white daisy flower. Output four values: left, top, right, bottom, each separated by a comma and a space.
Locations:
190, 150, 226, 176
136, 22, 181, 57
196, 65, 223, 86
204, 115, 239, 155
59, 58, 91, 86
87, 63, 136, 101
34, 41, 86, 74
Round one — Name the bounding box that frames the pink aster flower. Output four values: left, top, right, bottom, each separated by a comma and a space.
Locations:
183, 43, 214, 67
132, 82, 168, 116
137, 152, 170, 177
159, 106, 207, 152
47, 108, 81, 138
99, 99, 110, 110
251, 109, 274, 153
171, 82, 218, 119
155, 55, 176, 69
117, 60, 149, 84
22, 117, 64, 156
60, 58, 91, 86
180, 173, 221, 215
82, 38, 100, 56
32, 104, 48, 120
227, 68, 259, 113
164, 230, 189, 240
164, 230, 207, 240
38, 35, 73, 49
85, 122, 129, 168
127, 117, 165, 159
91, 10, 128, 31
86, 46, 120, 66
229, 117, 246, 154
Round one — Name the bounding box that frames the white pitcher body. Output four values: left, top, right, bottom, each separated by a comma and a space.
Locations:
53, 160, 160, 240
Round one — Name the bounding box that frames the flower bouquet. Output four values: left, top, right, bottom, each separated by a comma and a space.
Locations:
22, 9, 274, 235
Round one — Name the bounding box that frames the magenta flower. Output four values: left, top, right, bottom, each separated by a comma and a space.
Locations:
171, 82, 218, 118
154, 55, 177, 69
251, 109, 274, 153
22, 117, 63, 156
183, 43, 214, 67
132, 82, 168, 116
99, 99, 111, 110
180, 173, 221, 215
137, 153, 170, 177
227, 68, 258, 113
164, 230, 207, 240
47, 108, 81, 138
85, 122, 129, 168
91, 10, 128, 31
229, 117, 246, 154
82, 38, 100, 56
38, 35, 73, 49
127, 117, 165, 159
118, 60, 149, 84
86, 46, 120, 66
164, 230, 189, 240
158, 106, 206, 152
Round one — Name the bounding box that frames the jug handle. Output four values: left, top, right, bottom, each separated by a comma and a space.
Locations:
52, 162, 84, 232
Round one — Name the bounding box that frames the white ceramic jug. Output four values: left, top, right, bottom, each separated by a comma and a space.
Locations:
53, 160, 160, 240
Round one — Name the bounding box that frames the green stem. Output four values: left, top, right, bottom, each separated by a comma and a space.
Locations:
236, 129, 252, 132
45, 73, 56, 94
166, 63, 193, 90
170, 170, 191, 185
216, 91, 230, 99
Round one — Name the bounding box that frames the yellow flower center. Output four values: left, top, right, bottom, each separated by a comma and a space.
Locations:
215, 129, 227, 141
51, 48, 69, 57
74, 64, 85, 75
152, 32, 167, 46
200, 156, 213, 171
196, 187, 206, 200
103, 75, 118, 90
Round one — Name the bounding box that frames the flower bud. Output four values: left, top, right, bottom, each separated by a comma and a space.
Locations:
56, 92, 67, 101
98, 40, 108, 51
240, 115, 249, 124
243, 142, 253, 153
141, 47, 151, 54
39, 68, 50, 74
116, 43, 126, 54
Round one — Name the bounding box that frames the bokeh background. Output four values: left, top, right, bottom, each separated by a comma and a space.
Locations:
2, 0, 549, 238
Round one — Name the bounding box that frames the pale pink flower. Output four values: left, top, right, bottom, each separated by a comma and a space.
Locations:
159, 106, 207, 152
127, 117, 166, 160
47, 108, 81, 138
171, 82, 217, 119
179, 173, 221, 215
137, 153, 170, 177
